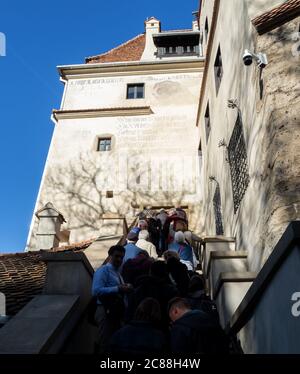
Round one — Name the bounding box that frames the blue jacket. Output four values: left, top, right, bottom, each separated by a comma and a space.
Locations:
123, 242, 142, 263
92, 263, 122, 298
168, 242, 193, 264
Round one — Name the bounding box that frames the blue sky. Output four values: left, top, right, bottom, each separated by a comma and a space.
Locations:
0, 0, 199, 253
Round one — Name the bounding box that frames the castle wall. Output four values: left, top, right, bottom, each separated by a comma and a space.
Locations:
198, 0, 300, 272
27, 67, 203, 249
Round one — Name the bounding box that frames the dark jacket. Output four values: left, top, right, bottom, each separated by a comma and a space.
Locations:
122, 255, 153, 285
170, 310, 229, 354
126, 275, 179, 325
167, 257, 190, 296
109, 321, 167, 355
187, 290, 220, 323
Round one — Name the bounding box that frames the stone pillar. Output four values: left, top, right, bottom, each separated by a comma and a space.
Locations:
35, 202, 66, 250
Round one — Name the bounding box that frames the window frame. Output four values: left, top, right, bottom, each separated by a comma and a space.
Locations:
205, 17, 209, 43
228, 113, 250, 213
213, 184, 224, 235
214, 45, 223, 95
97, 137, 112, 152
126, 83, 145, 99
204, 103, 211, 143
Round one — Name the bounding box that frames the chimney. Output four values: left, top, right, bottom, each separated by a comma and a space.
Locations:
192, 19, 199, 31
141, 17, 161, 61
35, 202, 66, 250
145, 16, 161, 34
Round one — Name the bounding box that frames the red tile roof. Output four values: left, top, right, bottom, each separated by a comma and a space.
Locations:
52, 238, 95, 252
85, 33, 146, 64
0, 239, 95, 316
252, 0, 300, 35
0, 252, 46, 316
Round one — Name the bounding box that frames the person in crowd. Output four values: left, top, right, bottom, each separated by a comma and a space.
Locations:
147, 216, 161, 254
156, 209, 168, 253
122, 250, 154, 285
168, 231, 194, 271
126, 261, 179, 327
168, 297, 229, 354
123, 227, 142, 263
163, 250, 190, 297
163, 209, 188, 248
156, 208, 168, 227
175, 207, 187, 220
138, 219, 148, 230
184, 231, 199, 270
109, 298, 167, 355
187, 275, 220, 323
92, 245, 133, 354
136, 230, 156, 258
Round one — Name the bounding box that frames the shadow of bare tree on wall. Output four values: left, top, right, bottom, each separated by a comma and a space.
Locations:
28, 150, 198, 247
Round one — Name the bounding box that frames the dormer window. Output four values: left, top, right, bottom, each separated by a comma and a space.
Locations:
153, 31, 200, 58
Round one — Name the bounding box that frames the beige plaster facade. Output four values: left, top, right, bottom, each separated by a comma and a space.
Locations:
26, 18, 204, 250
197, 0, 300, 272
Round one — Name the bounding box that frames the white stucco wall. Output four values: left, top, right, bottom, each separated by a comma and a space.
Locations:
27, 66, 203, 249
197, 0, 300, 272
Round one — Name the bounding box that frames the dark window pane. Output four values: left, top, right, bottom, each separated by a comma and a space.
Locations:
205, 103, 211, 143
127, 86, 135, 99
228, 114, 249, 213
127, 84, 144, 99
136, 85, 144, 98
213, 184, 224, 235
214, 46, 223, 95
98, 138, 111, 152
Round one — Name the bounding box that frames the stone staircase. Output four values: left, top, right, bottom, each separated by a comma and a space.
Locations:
201, 236, 256, 330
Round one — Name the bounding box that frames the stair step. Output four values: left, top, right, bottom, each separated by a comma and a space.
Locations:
202, 238, 236, 276
213, 272, 257, 329
207, 251, 248, 298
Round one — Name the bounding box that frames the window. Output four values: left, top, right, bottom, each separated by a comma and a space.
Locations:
204, 103, 211, 142
127, 84, 145, 99
198, 141, 203, 176
213, 184, 224, 235
228, 113, 250, 213
97, 138, 111, 152
106, 191, 113, 198
214, 46, 223, 95
157, 45, 199, 57
205, 18, 209, 43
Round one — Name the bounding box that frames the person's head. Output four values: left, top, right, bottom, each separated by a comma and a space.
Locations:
163, 250, 180, 262
127, 227, 140, 243
139, 229, 150, 241
174, 231, 185, 244
159, 208, 166, 214
169, 208, 176, 216
134, 297, 162, 325
188, 275, 205, 293
168, 297, 191, 322
184, 231, 192, 245
150, 260, 168, 280
138, 220, 148, 230
108, 245, 126, 268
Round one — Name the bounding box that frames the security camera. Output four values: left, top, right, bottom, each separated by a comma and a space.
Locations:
243, 50, 253, 66
243, 49, 268, 68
